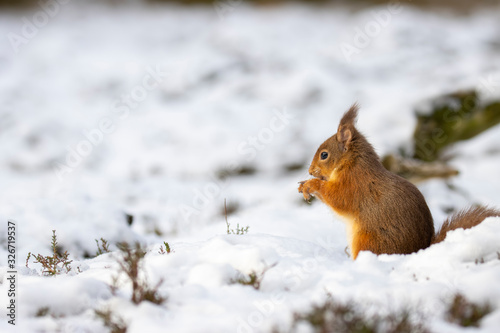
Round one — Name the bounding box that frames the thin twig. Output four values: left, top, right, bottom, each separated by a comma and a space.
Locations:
224, 198, 230, 234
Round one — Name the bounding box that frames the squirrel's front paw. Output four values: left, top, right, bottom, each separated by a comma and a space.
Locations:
298, 180, 306, 193
298, 179, 319, 202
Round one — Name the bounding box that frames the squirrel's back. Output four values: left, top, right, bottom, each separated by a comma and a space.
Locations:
357, 169, 434, 255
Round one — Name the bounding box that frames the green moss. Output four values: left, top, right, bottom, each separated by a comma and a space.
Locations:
413, 90, 500, 161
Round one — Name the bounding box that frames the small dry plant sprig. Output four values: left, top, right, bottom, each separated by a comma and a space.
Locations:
292, 295, 429, 333
95, 308, 128, 333
26, 230, 74, 276
158, 241, 173, 255
446, 293, 493, 327
95, 238, 111, 256
232, 263, 277, 290
224, 199, 249, 235
114, 242, 166, 305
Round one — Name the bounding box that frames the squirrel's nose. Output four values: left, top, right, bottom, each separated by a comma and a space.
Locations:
308, 165, 313, 176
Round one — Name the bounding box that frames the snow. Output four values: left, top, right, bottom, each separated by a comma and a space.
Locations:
1, 1, 500, 332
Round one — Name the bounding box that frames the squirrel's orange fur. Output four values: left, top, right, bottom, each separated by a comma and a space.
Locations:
298, 104, 499, 260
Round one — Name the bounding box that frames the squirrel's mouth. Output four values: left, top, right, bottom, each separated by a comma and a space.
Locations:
310, 169, 328, 181
312, 174, 327, 181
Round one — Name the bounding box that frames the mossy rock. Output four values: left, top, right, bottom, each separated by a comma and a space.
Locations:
413, 90, 500, 161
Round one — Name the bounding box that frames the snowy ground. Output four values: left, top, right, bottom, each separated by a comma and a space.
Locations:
1, 1, 500, 332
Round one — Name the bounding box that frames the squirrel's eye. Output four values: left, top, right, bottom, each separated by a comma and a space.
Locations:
320, 152, 328, 160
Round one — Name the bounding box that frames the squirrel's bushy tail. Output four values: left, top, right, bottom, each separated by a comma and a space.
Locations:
432, 206, 500, 244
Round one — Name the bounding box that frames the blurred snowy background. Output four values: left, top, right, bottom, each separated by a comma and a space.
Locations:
1, 0, 500, 332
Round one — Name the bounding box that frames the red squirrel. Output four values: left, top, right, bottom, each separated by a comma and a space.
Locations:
298, 104, 499, 260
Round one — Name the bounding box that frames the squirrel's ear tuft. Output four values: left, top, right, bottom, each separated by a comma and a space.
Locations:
339, 103, 359, 129
337, 103, 358, 151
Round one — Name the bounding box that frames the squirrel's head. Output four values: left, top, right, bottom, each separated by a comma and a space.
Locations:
308, 104, 361, 181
